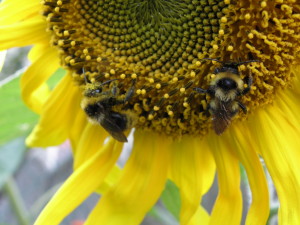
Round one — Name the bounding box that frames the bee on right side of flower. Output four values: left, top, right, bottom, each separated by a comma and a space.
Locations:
194, 58, 260, 135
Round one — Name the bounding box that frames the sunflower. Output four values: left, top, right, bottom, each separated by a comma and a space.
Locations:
1, 0, 300, 224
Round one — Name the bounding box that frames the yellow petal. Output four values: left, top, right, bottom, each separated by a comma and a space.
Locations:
97, 165, 123, 194
34, 138, 123, 225
168, 136, 215, 225
0, 0, 40, 25
248, 89, 300, 225
0, 18, 49, 49
21, 47, 60, 113
73, 122, 109, 170
68, 109, 89, 151
207, 134, 242, 225
28, 44, 53, 62
85, 130, 172, 225
26, 74, 82, 147
229, 125, 270, 225
188, 206, 210, 225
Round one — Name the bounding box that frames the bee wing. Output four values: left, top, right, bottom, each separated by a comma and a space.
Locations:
212, 102, 232, 135
99, 115, 128, 142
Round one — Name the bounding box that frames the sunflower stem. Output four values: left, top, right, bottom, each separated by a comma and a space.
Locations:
3, 177, 30, 225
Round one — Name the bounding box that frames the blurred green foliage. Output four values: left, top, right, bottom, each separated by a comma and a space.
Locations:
0, 76, 38, 145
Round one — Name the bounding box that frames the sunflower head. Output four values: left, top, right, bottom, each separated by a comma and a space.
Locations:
42, 0, 300, 139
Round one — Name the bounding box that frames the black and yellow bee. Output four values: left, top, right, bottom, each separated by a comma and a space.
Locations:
81, 78, 136, 142
194, 58, 259, 135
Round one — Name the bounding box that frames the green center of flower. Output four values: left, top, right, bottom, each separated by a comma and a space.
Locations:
43, 0, 300, 138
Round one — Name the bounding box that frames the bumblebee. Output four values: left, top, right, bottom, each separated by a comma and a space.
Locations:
81, 79, 136, 142
194, 58, 259, 135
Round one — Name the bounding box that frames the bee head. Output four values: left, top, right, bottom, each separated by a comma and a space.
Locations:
83, 79, 121, 97
216, 77, 237, 91
84, 83, 103, 97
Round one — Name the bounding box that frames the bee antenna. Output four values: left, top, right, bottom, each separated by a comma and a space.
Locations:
201, 58, 224, 64
82, 67, 91, 84
100, 79, 120, 86
237, 60, 260, 66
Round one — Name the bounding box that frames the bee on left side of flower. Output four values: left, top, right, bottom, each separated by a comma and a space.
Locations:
80, 74, 137, 142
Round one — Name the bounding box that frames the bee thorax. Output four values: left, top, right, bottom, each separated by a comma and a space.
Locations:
215, 89, 237, 102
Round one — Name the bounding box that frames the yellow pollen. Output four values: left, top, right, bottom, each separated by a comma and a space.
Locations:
168, 111, 174, 117
136, 89, 141, 95
141, 89, 146, 95
248, 33, 254, 39
172, 77, 178, 83
120, 74, 126, 79
156, 84, 161, 89
260, 1, 267, 8
227, 45, 234, 51
221, 17, 227, 23
180, 88, 186, 93
104, 73, 110, 78
83, 49, 89, 54
58, 40, 64, 46
201, 100, 207, 110
149, 78, 155, 83
219, 29, 225, 35
110, 69, 115, 75
69, 59, 75, 65
57, 0, 62, 5
245, 13, 251, 21
97, 57, 102, 62
63, 30, 69, 36
148, 115, 154, 120
213, 45, 219, 50
164, 94, 170, 99
154, 106, 160, 111
131, 73, 137, 79
239, 65, 246, 70
190, 71, 196, 77
183, 102, 189, 108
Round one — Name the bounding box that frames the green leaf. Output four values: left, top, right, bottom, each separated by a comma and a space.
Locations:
0, 137, 27, 189
0, 67, 66, 144
148, 204, 178, 225
0, 74, 38, 144
160, 180, 181, 220
47, 68, 65, 89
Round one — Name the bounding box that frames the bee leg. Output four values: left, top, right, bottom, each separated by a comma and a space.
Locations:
115, 80, 135, 105
213, 67, 221, 74
193, 87, 207, 93
194, 87, 216, 97
237, 101, 247, 114
241, 75, 253, 95
111, 85, 119, 96
204, 104, 211, 117
123, 85, 135, 103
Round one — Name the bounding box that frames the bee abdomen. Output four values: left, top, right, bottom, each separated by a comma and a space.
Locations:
110, 112, 128, 131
